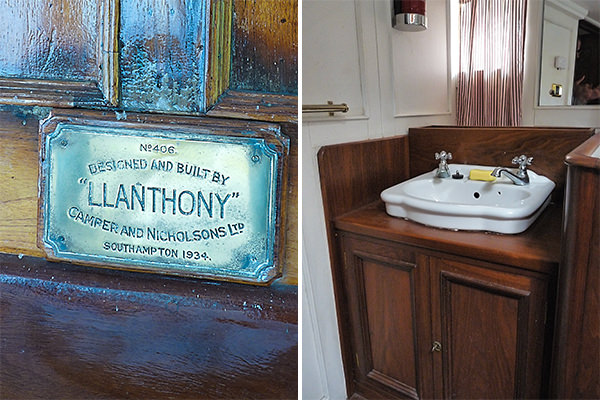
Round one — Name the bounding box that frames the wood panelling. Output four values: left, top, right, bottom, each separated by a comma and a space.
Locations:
431, 257, 548, 399
317, 136, 410, 392
409, 126, 594, 199
551, 133, 600, 399
230, 0, 298, 95
340, 234, 430, 400
0, 252, 297, 399
206, 0, 233, 107
0, 0, 118, 107
318, 136, 410, 223
0, 110, 45, 258
208, 90, 298, 123
363, 260, 417, 392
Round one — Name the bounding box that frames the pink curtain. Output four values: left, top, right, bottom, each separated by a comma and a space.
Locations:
457, 0, 527, 126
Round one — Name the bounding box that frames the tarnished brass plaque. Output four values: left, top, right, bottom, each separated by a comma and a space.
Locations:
39, 115, 288, 284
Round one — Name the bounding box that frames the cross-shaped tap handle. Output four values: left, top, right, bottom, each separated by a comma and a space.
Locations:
435, 151, 452, 161
512, 155, 533, 168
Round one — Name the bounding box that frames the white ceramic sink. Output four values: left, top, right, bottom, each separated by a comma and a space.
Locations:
380, 164, 555, 234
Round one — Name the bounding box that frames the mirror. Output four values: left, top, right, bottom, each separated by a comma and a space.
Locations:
539, 0, 600, 106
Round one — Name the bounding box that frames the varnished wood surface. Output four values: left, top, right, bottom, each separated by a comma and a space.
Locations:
430, 257, 548, 399
208, 90, 298, 123
0, 108, 298, 285
0, 0, 103, 81
119, 0, 216, 113
0, 252, 297, 399
318, 136, 410, 225
565, 131, 600, 170
335, 200, 562, 275
317, 135, 410, 392
0, 0, 118, 107
231, 0, 298, 95
409, 126, 594, 200
338, 230, 551, 399
551, 148, 600, 398
340, 235, 429, 400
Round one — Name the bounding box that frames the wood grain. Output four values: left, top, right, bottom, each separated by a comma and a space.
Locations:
551, 134, 600, 399
0, 252, 297, 399
119, 0, 212, 113
431, 257, 548, 399
230, 0, 298, 95
208, 90, 298, 123
0, 110, 44, 258
335, 201, 562, 275
206, 0, 233, 107
0, 0, 118, 107
409, 126, 595, 200
317, 135, 410, 392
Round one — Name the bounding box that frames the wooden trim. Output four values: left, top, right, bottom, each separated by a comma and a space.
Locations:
206, 0, 233, 108
101, 0, 120, 106
0, 0, 120, 108
565, 132, 600, 170
208, 90, 298, 123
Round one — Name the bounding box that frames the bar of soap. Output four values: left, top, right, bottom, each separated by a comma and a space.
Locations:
469, 169, 496, 181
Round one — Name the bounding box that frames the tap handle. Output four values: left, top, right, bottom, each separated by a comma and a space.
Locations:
435, 151, 452, 162
512, 155, 533, 170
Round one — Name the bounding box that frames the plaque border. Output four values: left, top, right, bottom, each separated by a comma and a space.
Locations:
37, 111, 289, 285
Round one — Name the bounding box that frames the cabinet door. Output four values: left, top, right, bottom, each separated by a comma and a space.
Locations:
430, 257, 549, 399
341, 235, 433, 399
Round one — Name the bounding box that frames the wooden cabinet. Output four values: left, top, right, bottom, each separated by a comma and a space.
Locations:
339, 231, 552, 399
430, 257, 548, 399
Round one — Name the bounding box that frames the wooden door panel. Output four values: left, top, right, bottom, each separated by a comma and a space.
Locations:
443, 274, 520, 398
341, 235, 431, 399
431, 257, 549, 399
363, 259, 417, 392
0, 0, 118, 106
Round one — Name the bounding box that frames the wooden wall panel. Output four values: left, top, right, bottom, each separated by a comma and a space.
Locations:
409, 126, 594, 200
551, 134, 600, 399
317, 135, 411, 392
0, 0, 100, 81
0, 0, 119, 107
0, 110, 45, 258
230, 0, 298, 95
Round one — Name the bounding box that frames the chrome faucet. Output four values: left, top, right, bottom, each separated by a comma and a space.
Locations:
491, 155, 533, 186
435, 151, 452, 178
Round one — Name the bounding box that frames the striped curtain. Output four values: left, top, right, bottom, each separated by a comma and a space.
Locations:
457, 0, 527, 126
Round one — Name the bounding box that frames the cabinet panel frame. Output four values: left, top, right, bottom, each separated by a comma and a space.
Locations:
430, 257, 549, 399
339, 233, 433, 400
0, 0, 119, 107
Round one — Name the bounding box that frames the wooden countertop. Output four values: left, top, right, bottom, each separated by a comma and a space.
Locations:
335, 200, 562, 275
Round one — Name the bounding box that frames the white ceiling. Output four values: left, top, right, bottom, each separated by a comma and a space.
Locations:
572, 0, 600, 23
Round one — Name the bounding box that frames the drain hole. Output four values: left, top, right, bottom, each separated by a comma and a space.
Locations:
473, 192, 480, 199
497, 191, 502, 196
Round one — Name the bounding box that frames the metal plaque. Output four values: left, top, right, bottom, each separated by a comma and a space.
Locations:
39, 116, 288, 284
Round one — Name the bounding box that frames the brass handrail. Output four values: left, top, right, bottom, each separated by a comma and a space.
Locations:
302, 101, 349, 116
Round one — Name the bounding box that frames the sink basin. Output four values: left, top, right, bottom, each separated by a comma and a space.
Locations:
380, 164, 555, 234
